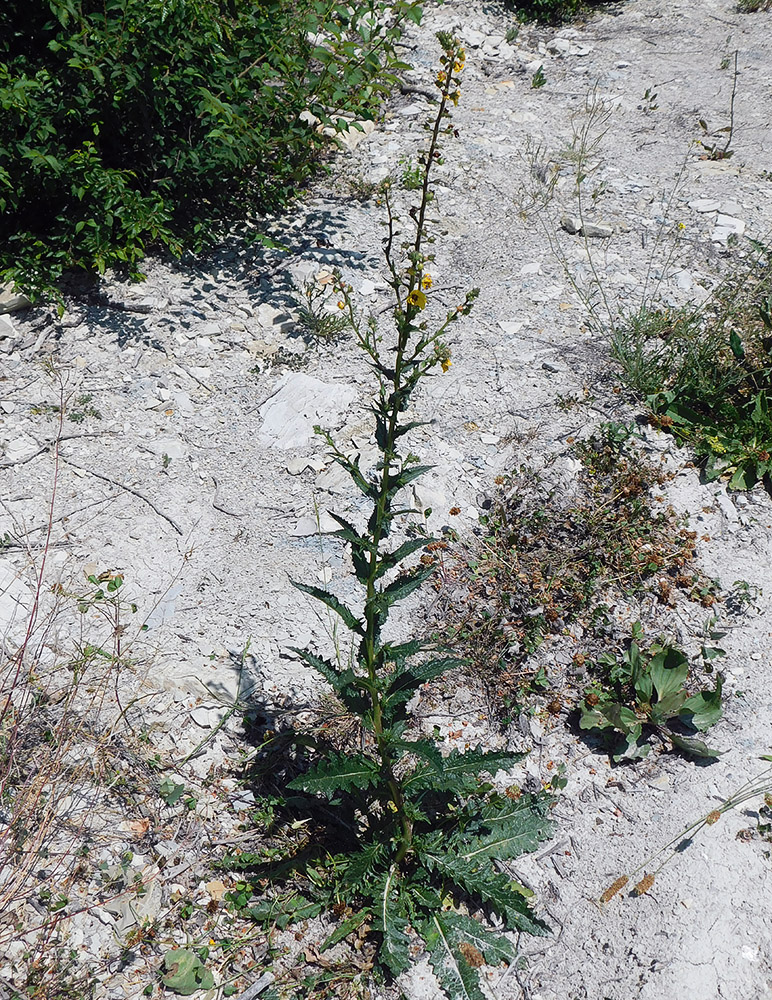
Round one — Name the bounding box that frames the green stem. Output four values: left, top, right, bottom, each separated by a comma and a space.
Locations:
359, 43, 461, 862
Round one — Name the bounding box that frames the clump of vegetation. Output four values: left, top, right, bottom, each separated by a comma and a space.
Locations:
224, 36, 554, 1000
580, 625, 724, 761
738, 0, 772, 11
0, 0, 422, 301
296, 279, 349, 344
613, 242, 772, 489
441, 423, 715, 702
506, 0, 608, 24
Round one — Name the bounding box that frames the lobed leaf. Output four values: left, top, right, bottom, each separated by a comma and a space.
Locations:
291, 580, 364, 635
287, 751, 380, 797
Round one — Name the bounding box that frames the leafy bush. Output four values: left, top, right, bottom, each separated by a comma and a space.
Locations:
612, 242, 772, 488
0, 0, 422, 299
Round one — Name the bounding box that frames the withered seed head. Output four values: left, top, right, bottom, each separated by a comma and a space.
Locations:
706, 809, 722, 825
600, 876, 629, 903
634, 874, 655, 896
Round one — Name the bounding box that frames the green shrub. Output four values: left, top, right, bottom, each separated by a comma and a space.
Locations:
0, 0, 422, 300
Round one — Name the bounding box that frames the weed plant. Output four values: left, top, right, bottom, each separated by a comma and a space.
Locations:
0, 0, 423, 301
440, 424, 716, 704
580, 624, 724, 761
229, 36, 553, 1000
613, 242, 772, 489
506, 0, 607, 24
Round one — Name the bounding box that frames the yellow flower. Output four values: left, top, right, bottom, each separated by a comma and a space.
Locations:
450, 91, 460, 106
441, 357, 452, 373
337, 301, 345, 309
436, 71, 447, 85
407, 289, 427, 310
706, 435, 727, 454
421, 274, 433, 289
454, 60, 464, 72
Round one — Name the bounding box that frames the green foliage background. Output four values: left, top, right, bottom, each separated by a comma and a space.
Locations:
0, 0, 421, 299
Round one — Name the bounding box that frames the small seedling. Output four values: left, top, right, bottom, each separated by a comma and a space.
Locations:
580, 628, 724, 761
531, 65, 547, 89
640, 87, 658, 113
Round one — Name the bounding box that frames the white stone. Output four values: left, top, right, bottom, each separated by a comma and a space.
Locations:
0, 284, 31, 314
0, 315, 16, 339
147, 437, 187, 461
547, 37, 571, 55
688, 198, 720, 213
583, 221, 615, 239
291, 512, 341, 536
498, 320, 526, 336
259, 372, 357, 449
715, 213, 745, 234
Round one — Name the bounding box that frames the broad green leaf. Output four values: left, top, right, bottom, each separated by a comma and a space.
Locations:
340, 842, 387, 891
680, 676, 723, 731
612, 730, 650, 762
729, 330, 745, 359
649, 689, 688, 725
287, 751, 380, 797
649, 647, 689, 701
460, 799, 552, 863
374, 536, 434, 579
600, 702, 641, 736
419, 849, 549, 936
161, 949, 214, 995
382, 656, 464, 714
375, 563, 436, 613
404, 747, 524, 794
729, 462, 757, 490
291, 580, 364, 635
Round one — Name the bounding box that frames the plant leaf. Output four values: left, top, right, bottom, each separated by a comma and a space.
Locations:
287, 752, 380, 797
404, 747, 524, 794
680, 675, 723, 731
291, 580, 364, 635
162, 949, 214, 995
420, 914, 487, 1000
374, 536, 434, 579
460, 797, 553, 863
649, 646, 689, 701
382, 656, 464, 715
321, 909, 371, 951
375, 865, 411, 976
288, 647, 369, 714
667, 732, 721, 759
433, 911, 518, 965
419, 849, 549, 936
